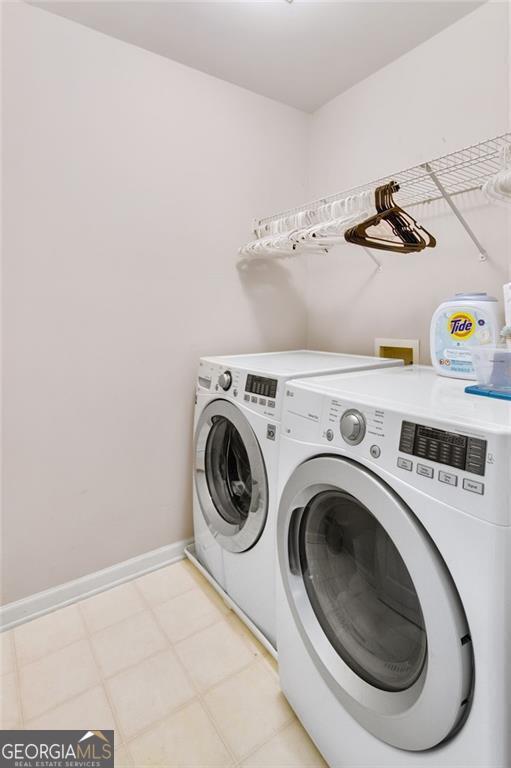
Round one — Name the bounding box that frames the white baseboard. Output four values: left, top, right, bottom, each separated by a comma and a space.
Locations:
0, 538, 193, 631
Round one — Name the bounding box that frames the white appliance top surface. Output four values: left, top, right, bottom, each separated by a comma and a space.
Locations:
290, 365, 511, 432
202, 350, 400, 377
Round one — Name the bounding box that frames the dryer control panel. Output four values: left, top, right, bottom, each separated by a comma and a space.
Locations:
399, 421, 487, 476
281, 381, 509, 525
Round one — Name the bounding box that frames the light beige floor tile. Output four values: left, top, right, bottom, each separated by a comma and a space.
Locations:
174, 620, 255, 692
106, 648, 195, 739
129, 699, 233, 768
90, 611, 168, 678
115, 745, 134, 767
241, 721, 327, 768
19, 639, 100, 720
80, 583, 145, 634
26, 685, 117, 733
135, 561, 198, 607
154, 588, 225, 644
15, 604, 86, 666
204, 660, 294, 759
0, 631, 15, 676
0, 672, 22, 728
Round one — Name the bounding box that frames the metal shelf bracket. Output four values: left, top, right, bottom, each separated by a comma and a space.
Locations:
363, 247, 383, 272
422, 162, 488, 262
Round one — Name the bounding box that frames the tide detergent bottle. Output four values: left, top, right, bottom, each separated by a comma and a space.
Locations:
430, 292, 500, 379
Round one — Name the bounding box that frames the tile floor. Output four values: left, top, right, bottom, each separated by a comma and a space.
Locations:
0, 559, 326, 767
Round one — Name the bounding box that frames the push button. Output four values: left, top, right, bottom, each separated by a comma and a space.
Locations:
463, 478, 484, 495
267, 400, 276, 409
370, 445, 381, 459
438, 471, 458, 487
417, 464, 434, 479
326, 429, 334, 442
397, 457, 413, 471
244, 394, 250, 402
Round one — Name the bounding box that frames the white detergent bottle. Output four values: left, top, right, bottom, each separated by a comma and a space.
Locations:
502, 282, 511, 343
430, 292, 501, 379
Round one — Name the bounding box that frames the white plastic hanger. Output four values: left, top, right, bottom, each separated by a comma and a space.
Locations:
483, 145, 511, 206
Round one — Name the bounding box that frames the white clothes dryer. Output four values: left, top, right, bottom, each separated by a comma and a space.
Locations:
193, 351, 402, 647
276, 366, 511, 767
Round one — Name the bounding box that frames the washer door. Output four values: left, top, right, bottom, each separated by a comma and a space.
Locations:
195, 400, 268, 553
278, 456, 473, 751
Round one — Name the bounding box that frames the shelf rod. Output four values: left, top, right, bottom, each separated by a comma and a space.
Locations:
363, 247, 383, 272
422, 162, 488, 262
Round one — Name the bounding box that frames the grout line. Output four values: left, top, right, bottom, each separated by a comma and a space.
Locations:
78, 589, 147, 636
121, 697, 203, 754
131, 569, 197, 607
146, 594, 239, 766
14, 606, 89, 671
132, 576, 236, 659
200, 655, 296, 763
101, 639, 174, 682
10, 630, 25, 727
236, 718, 302, 765
82, 627, 127, 748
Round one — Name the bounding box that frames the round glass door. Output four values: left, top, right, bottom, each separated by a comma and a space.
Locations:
278, 456, 473, 751
299, 490, 427, 693
205, 415, 253, 527
195, 400, 268, 553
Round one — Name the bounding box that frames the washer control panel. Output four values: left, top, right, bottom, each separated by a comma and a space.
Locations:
245, 374, 277, 400
218, 370, 232, 391
197, 361, 280, 418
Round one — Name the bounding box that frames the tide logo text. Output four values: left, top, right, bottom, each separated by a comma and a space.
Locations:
448, 312, 475, 339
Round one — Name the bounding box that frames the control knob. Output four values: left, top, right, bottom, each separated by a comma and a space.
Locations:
218, 370, 232, 391
340, 409, 366, 445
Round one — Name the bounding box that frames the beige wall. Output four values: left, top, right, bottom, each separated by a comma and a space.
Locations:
1, 2, 309, 603
306, 2, 511, 360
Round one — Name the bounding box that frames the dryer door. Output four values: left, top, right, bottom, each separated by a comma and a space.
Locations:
278, 456, 473, 752
195, 400, 268, 553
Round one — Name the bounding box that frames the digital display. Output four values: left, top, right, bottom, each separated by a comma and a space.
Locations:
399, 421, 487, 476
245, 374, 277, 399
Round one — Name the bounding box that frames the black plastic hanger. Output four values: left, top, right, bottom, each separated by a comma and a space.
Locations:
345, 182, 436, 253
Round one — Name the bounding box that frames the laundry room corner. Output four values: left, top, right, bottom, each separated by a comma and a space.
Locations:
305, 2, 511, 361
2, 2, 511, 766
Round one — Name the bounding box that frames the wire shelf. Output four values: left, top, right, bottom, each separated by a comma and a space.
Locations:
254, 133, 511, 235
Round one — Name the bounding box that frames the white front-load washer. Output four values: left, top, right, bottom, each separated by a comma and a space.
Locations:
193, 350, 403, 648
276, 366, 511, 767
